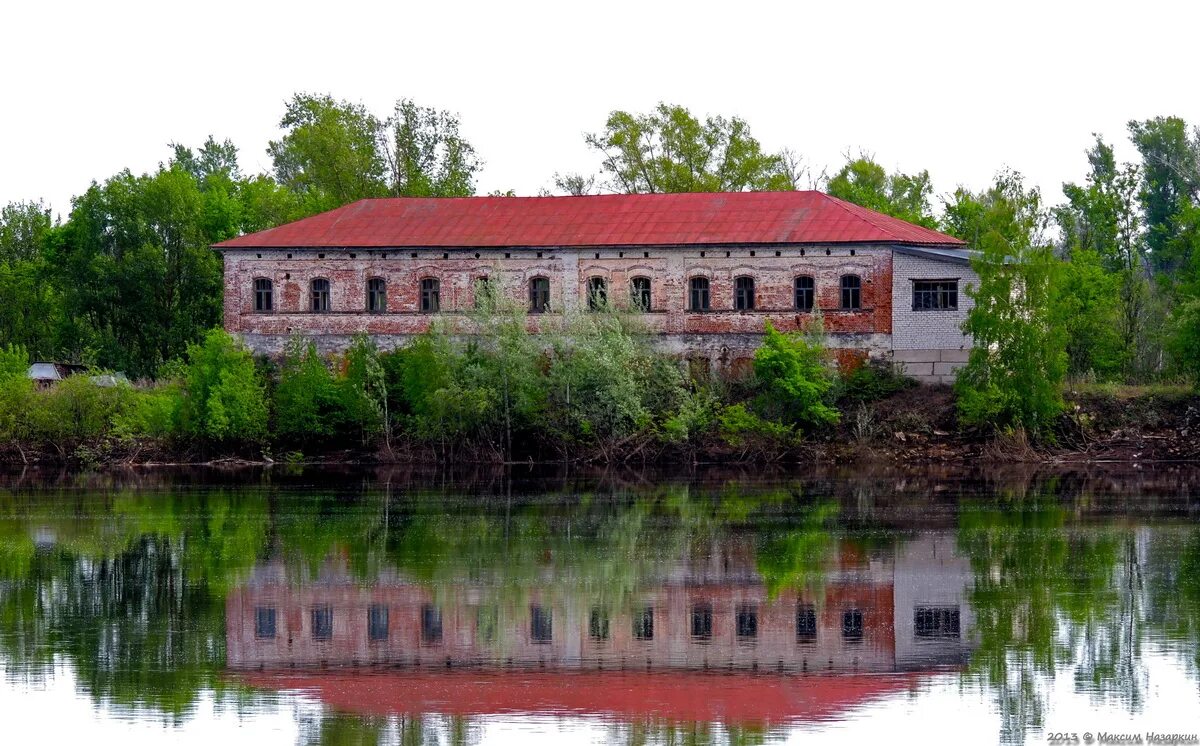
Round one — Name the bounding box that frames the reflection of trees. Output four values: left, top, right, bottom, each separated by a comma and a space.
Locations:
957, 491, 1142, 745
1144, 528, 1200, 675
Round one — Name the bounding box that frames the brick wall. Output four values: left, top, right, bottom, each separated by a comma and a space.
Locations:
889, 252, 978, 383
222, 244, 897, 361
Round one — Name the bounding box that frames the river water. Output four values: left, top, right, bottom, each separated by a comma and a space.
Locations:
0, 466, 1198, 745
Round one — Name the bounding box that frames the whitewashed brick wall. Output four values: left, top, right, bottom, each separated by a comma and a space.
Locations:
891, 253, 977, 351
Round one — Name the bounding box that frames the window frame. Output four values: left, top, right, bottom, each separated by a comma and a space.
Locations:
633, 606, 654, 641
690, 602, 713, 641
842, 608, 864, 641
311, 605, 333, 641
840, 274, 862, 310
793, 276, 814, 312
529, 276, 551, 314
253, 278, 273, 313
368, 604, 389, 642
366, 277, 387, 313
420, 277, 440, 314
629, 276, 652, 312
796, 603, 817, 642
310, 278, 331, 313
254, 607, 277, 640
689, 276, 711, 311
530, 605, 553, 644
911, 279, 959, 311
734, 276, 755, 311
586, 276, 608, 311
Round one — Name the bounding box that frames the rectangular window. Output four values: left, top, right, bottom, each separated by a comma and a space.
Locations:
312, 606, 333, 641
690, 277, 710, 311
255, 607, 276, 639
736, 605, 758, 640
254, 279, 273, 312
420, 278, 440, 313
734, 277, 755, 310
633, 606, 654, 641
840, 275, 862, 310
914, 606, 961, 638
589, 607, 610, 642
796, 604, 817, 642
311, 279, 331, 312
368, 604, 389, 642
530, 277, 550, 313
794, 277, 814, 312
912, 280, 958, 311
531, 605, 553, 643
421, 604, 443, 644
367, 278, 387, 313
691, 603, 713, 640
630, 277, 651, 312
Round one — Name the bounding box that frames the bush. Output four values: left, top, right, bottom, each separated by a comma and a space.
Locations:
113, 381, 184, 440
0, 345, 33, 449
177, 329, 268, 444
1170, 298, 1200, 385
752, 321, 839, 430
27, 374, 134, 448
836, 361, 916, 406
718, 403, 797, 449
273, 337, 346, 444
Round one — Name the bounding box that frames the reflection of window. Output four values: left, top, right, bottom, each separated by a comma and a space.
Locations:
368, 604, 389, 642
734, 276, 755, 310
589, 607, 610, 641
633, 606, 654, 641
477, 605, 498, 643
531, 605, 553, 643
255, 607, 276, 639
312, 606, 333, 641
914, 606, 961, 638
422, 604, 443, 644
691, 603, 713, 640
796, 604, 817, 642
689, 277, 710, 311
794, 276, 814, 312
630, 277, 651, 311
736, 605, 758, 639
842, 609, 864, 641
912, 280, 958, 311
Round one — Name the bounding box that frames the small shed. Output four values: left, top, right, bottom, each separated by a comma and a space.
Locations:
27, 362, 88, 388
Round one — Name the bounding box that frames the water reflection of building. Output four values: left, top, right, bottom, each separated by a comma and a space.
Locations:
228, 534, 973, 678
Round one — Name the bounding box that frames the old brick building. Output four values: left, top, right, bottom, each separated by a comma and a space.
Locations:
215, 192, 976, 382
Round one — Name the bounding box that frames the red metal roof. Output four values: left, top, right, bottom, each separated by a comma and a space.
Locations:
214, 192, 964, 250
237, 669, 936, 724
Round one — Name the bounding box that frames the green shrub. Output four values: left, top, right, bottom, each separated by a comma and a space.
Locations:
718, 403, 797, 448
113, 382, 184, 440
0, 345, 33, 448
836, 361, 916, 406
177, 329, 268, 444
661, 386, 721, 445
28, 374, 134, 446
752, 321, 839, 430
273, 337, 346, 444
1170, 298, 1200, 385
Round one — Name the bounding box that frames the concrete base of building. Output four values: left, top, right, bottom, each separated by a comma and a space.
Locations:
890, 348, 970, 384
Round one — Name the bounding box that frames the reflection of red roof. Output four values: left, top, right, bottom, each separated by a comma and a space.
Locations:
237, 669, 936, 724
213, 192, 965, 249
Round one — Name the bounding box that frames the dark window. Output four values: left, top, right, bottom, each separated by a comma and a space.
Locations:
796, 604, 817, 642
842, 609, 864, 641
367, 278, 387, 313
736, 605, 758, 639
912, 280, 958, 311
312, 606, 333, 641
420, 278, 440, 313
587, 277, 607, 311
311, 278, 331, 312
254, 278, 273, 312
421, 604, 443, 644
368, 604, 389, 642
474, 277, 491, 309
255, 607, 276, 639
633, 606, 654, 641
589, 607, 610, 641
531, 605, 553, 643
734, 276, 755, 310
529, 276, 550, 313
630, 277, 651, 312
689, 277, 710, 311
794, 276, 814, 312
914, 606, 961, 638
840, 275, 862, 310
690, 603, 713, 640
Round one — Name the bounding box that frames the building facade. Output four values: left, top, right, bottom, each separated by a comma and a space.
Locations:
215, 192, 977, 383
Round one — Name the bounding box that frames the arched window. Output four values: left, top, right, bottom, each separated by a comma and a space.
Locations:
367, 277, 387, 313
734, 276, 755, 310
689, 277, 710, 311
420, 278, 440, 313
586, 276, 607, 311
473, 276, 491, 309
253, 278, 273, 312
630, 276, 651, 312
529, 276, 550, 313
794, 276, 814, 312
840, 274, 862, 310
311, 278, 330, 312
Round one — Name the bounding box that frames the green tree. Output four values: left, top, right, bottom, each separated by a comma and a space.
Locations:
751, 320, 839, 429
273, 337, 346, 444
177, 329, 268, 444
1169, 298, 1200, 383
1058, 248, 1126, 380
385, 99, 480, 197
0, 200, 53, 263
825, 156, 936, 227
583, 103, 795, 193
946, 171, 1067, 434
1127, 117, 1199, 277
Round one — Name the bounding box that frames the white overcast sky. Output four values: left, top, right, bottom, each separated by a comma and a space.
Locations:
3, 0, 1198, 220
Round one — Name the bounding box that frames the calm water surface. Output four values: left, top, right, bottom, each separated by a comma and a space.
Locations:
1, 466, 1199, 745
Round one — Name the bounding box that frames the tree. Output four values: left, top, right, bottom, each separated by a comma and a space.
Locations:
1127, 117, 1199, 276
582, 103, 794, 193
267, 93, 388, 211
825, 155, 936, 227
1058, 248, 1126, 380
947, 171, 1067, 435
177, 329, 268, 444
384, 99, 480, 197
752, 320, 839, 430
0, 200, 52, 264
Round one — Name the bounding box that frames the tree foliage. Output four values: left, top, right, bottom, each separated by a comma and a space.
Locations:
177, 329, 268, 444
751, 320, 839, 430
825, 156, 936, 227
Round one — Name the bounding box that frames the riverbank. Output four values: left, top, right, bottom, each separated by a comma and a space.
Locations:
3, 383, 1197, 468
